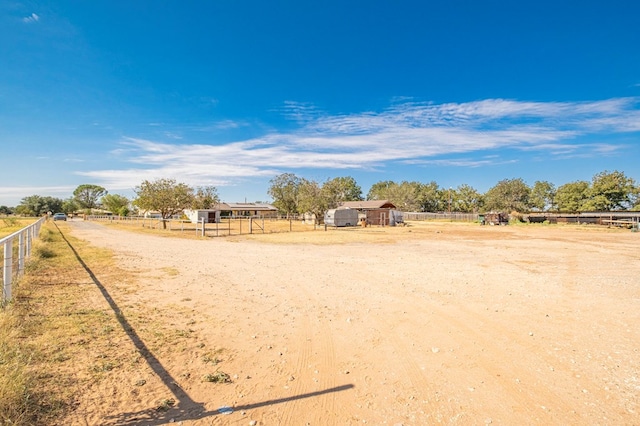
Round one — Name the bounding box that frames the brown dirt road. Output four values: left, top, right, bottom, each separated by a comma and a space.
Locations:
62, 220, 640, 425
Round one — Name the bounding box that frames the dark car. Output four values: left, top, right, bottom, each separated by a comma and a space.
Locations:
52, 213, 67, 221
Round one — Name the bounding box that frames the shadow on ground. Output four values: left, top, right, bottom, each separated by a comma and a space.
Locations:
56, 223, 354, 425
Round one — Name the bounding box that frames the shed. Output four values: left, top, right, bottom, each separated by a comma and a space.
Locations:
339, 200, 397, 210
184, 209, 220, 224
337, 200, 403, 226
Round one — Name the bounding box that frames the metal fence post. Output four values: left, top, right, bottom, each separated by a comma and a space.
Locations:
18, 231, 25, 274
3, 239, 13, 302
26, 227, 32, 257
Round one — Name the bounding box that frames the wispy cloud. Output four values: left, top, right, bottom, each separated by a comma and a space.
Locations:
79, 97, 640, 191
278, 101, 323, 123
22, 13, 39, 23
0, 185, 74, 201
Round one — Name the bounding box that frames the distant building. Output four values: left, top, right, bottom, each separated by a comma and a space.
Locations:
337, 200, 403, 226
338, 200, 397, 210
184, 202, 278, 223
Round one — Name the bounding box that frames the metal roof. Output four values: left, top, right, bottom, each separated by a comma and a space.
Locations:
338, 200, 396, 209
218, 202, 278, 211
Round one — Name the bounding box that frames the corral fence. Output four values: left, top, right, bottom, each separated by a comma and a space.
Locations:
404, 212, 480, 222
87, 214, 320, 237
1, 217, 46, 303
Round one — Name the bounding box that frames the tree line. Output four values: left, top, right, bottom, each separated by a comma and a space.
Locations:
267, 170, 640, 218
2, 170, 638, 220
5, 180, 220, 227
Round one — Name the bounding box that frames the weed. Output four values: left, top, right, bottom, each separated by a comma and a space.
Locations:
38, 228, 55, 243
2, 217, 19, 227
202, 353, 221, 365
35, 246, 56, 259
202, 370, 231, 383
156, 398, 175, 411
176, 329, 193, 338
90, 360, 118, 373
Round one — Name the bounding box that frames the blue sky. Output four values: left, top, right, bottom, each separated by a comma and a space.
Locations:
1, 1, 639, 206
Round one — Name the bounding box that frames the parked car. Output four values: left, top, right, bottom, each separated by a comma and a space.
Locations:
52, 213, 67, 221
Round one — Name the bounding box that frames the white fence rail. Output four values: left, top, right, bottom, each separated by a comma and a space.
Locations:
1, 217, 46, 303
404, 212, 479, 222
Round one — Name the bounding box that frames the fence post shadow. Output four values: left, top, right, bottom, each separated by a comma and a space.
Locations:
54, 224, 355, 425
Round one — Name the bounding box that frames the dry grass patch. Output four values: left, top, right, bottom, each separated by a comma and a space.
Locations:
0, 221, 140, 425
0, 217, 38, 238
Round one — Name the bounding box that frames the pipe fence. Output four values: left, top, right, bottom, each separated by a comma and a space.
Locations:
1, 217, 46, 304
404, 212, 479, 222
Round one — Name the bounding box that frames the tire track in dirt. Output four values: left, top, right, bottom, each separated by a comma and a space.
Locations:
342, 244, 585, 423
275, 263, 340, 425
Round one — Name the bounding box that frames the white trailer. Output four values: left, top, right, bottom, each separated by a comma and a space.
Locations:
324, 208, 359, 227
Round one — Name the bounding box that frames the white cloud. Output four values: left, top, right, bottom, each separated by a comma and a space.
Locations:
22, 13, 39, 23
0, 185, 74, 200
79, 97, 639, 191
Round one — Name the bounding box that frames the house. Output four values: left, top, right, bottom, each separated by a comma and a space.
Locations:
184, 202, 278, 223
337, 200, 403, 226
219, 202, 278, 218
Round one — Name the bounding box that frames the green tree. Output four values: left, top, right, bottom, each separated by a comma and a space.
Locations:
630, 184, 640, 211
268, 173, 301, 218
192, 186, 220, 209
322, 176, 363, 209
483, 178, 531, 213
555, 181, 589, 212
581, 170, 636, 211
297, 178, 327, 224
16, 195, 64, 216
0, 206, 13, 215
418, 181, 443, 212
367, 180, 423, 211
101, 194, 130, 216
73, 184, 107, 211
530, 181, 557, 212
62, 198, 79, 215
454, 184, 483, 213
133, 178, 194, 228
367, 180, 396, 201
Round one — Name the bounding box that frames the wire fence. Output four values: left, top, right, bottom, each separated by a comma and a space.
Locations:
87, 215, 322, 237
1, 217, 46, 303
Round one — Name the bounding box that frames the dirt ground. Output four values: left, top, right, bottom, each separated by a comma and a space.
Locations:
60, 219, 639, 425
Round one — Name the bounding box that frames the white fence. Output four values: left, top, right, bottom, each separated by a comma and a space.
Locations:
1, 217, 46, 303
404, 212, 479, 222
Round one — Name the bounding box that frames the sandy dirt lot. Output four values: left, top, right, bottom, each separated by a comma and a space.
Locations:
61, 220, 639, 425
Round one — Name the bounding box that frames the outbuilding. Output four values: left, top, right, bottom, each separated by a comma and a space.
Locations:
337, 200, 403, 226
